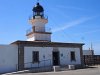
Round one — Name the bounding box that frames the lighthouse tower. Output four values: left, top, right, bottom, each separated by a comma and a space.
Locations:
26, 2, 52, 42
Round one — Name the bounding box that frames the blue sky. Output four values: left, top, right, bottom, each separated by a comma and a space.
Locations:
0, 0, 100, 54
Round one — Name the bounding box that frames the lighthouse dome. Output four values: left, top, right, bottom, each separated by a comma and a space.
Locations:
33, 3, 44, 12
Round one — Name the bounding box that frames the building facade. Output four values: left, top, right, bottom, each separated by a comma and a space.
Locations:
0, 2, 84, 73
83, 50, 100, 65
0, 45, 18, 73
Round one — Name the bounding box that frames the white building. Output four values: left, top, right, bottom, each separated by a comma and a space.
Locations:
0, 2, 84, 73
83, 50, 94, 55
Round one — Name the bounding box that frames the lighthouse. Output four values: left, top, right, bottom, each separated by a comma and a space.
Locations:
26, 2, 52, 42
0, 1, 84, 73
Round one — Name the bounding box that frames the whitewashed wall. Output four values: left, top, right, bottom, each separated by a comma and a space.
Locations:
83, 50, 93, 55
24, 47, 53, 68
0, 45, 18, 73
59, 48, 81, 65
24, 47, 81, 68
27, 37, 35, 41
27, 33, 51, 41
35, 34, 51, 41
31, 19, 47, 27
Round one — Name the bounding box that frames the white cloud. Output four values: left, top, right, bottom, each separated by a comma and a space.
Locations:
56, 5, 84, 11
74, 29, 100, 36
52, 16, 96, 32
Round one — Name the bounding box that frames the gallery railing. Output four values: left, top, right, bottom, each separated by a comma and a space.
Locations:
26, 26, 51, 35
29, 14, 48, 20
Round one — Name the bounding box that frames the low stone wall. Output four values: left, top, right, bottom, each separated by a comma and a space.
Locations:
75, 64, 84, 69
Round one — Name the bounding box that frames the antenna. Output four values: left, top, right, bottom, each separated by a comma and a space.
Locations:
91, 42, 93, 50
89, 47, 90, 50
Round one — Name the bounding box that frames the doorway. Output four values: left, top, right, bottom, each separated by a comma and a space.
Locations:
52, 51, 59, 66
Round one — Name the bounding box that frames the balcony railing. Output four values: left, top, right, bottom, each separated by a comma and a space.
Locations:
26, 26, 51, 35
29, 14, 48, 20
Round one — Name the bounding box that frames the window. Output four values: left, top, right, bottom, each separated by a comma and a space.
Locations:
33, 51, 39, 63
70, 51, 76, 61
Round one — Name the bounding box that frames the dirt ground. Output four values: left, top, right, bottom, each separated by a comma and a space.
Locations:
3, 65, 100, 75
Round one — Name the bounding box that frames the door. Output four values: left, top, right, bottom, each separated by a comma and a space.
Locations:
52, 52, 59, 65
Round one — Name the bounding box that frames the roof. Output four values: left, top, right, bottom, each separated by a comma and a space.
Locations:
33, 2, 44, 12
11, 40, 84, 47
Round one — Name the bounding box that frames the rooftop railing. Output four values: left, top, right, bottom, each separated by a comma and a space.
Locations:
26, 26, 51, 35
